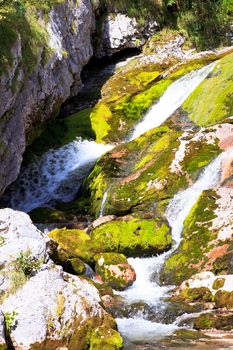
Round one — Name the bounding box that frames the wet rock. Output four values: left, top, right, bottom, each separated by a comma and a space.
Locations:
94, 253, 136, 291
179, 287, 212, 303
194, 312, 233, 331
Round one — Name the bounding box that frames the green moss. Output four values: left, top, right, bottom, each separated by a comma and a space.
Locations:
183, 52, 233, 126
91, 217, 172, 257
49, 216, 171, 264
67, 258, 86, 275
0, 1, 64, 77
181, 140, 221, 180
194, 312, 233, 331
161, 190, 219, 285
49, 228, 94, 264
212, 278, 225, 290
90, 104, 112, 143
100, 126, 186, 216
90, 325, 123, 350
180, 287, 212, 302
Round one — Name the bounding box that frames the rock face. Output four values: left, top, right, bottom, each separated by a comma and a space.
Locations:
0, 209, 121, 349
0, 0, 161, 197
95, 13, 159, 57
0, 0, 94, 196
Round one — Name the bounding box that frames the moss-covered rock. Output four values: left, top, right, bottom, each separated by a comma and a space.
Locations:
194, 312, 233, 331
214, 290, 233, 309
161, 190, 219, 285
91, 216, 172, 257
183, 52, 233, 126
94, 253, 136, 291
49, 216, 171, 264
49, 228, 95, 264
67, 257, 86, 275
179, 287, 212, 303
212, 278, 225, 290
85, 124, 220, 218
90, 325, 123, 350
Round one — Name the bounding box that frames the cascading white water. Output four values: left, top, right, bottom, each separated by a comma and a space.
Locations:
99, 191, 108, 217
116, 150, 232, 343
7, 139, 113, 212
130, 62, 216, 140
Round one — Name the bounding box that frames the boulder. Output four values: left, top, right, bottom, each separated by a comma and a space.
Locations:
0, 209, 121, 349
94, 253, 136, 290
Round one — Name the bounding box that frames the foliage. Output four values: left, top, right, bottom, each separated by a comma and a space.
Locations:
163, 0, 233, 49
4, 311, 17, 333
13, 249, 42, 277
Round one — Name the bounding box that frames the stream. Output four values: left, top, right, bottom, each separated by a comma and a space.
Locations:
4, 60, 228, 347
116, 150, 230, 346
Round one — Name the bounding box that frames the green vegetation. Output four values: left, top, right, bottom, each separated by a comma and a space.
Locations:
161, 189, 219, 285
0, 0, 64, 76
4, 311, 17, 333
13, 249, 42, 277
183, 52, 233, 126
162, 0, 233, 49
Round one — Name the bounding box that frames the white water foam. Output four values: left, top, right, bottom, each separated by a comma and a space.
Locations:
130, 62, 216, 140
7, 139, 113, 212
116, 150, 232, 343
116, 318, 179, 342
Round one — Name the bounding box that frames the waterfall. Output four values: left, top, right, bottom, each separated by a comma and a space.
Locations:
130, 62, 216, 140
6, 139, 113, 212
99, 191, 108, 217
116, 150, 232, 343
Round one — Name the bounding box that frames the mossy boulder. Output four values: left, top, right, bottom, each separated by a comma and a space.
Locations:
179, 287, 212, 303
183, 52, 233, 126
67, 257, 86, 275
214, 290, 233, 309
90, 325, 123, 350
85, 124, 220, 218
94, 253, 136, 291
49, 228, 95, 264
212, 278, 225, 290
194, 312, 233, 331
90, 217, 172, 257
161, 189, 219, 285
